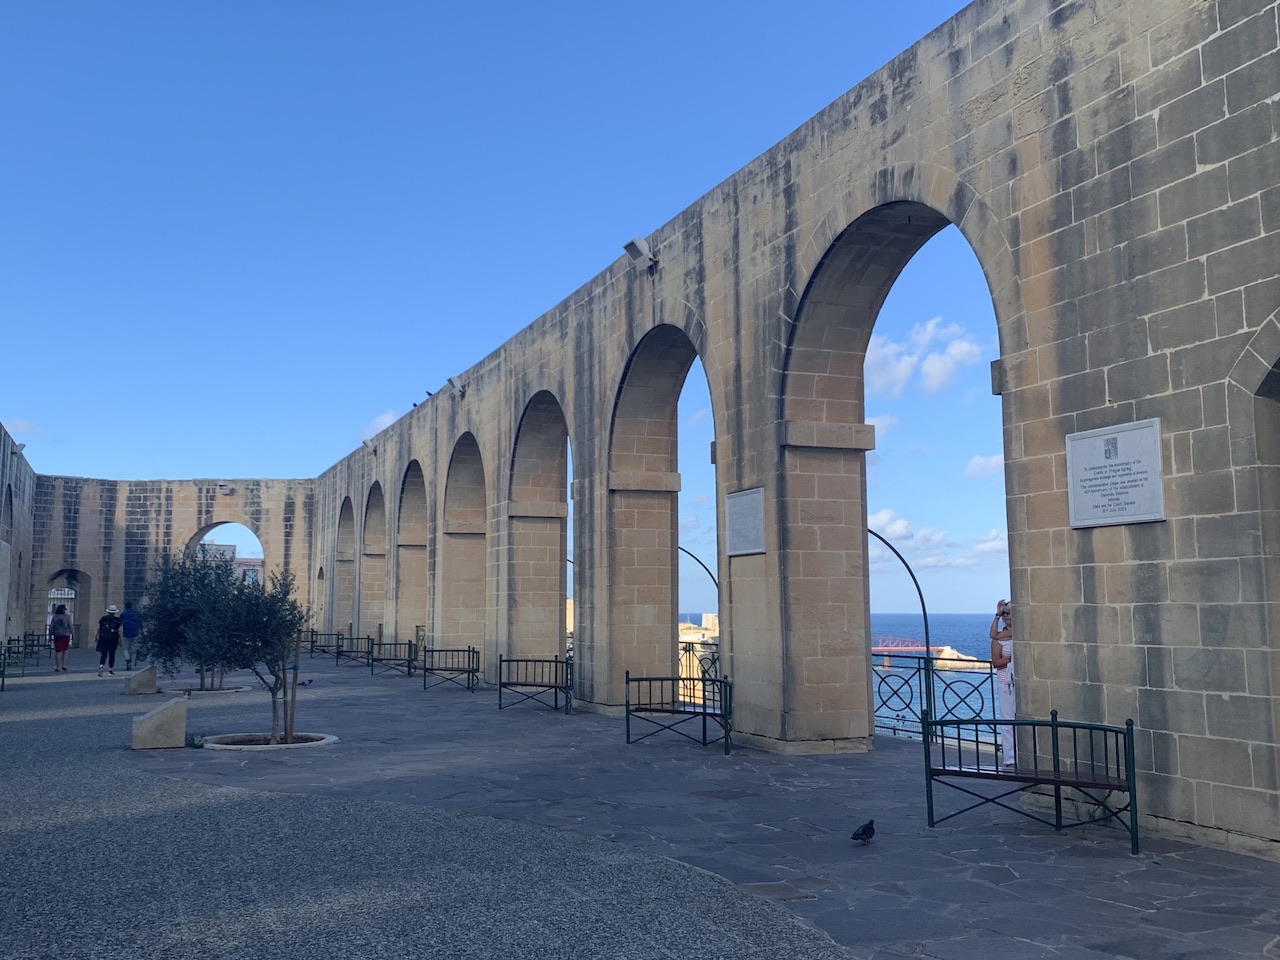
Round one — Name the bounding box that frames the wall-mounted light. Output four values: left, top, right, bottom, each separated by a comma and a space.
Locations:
447, 376, 465, 398
10, 443, 25, 455
624, 237, 658, 272
217, 483, 232, 495
362, 440, 377, 456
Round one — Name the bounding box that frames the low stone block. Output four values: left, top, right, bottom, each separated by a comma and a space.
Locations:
131, 697, 187, 750
124, 665, 158, 695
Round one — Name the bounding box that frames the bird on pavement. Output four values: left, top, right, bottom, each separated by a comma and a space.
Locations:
850, 819, 875, 844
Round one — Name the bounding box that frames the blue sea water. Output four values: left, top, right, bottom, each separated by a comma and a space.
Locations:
680, 611, 995, 661
872, 612, 992, 660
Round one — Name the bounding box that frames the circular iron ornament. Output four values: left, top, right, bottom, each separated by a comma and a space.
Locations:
877, 672, 914, 713
938, 677, 988, 720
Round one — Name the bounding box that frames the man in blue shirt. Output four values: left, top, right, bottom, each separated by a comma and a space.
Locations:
120, 600, 143, 671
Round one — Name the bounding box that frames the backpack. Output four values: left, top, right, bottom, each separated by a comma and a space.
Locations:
97, 618, 120, 645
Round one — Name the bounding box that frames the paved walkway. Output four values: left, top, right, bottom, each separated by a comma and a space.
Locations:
3, 649, 1278, 959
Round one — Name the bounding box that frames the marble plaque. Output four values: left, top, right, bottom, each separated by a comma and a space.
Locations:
1066, 418, 1165, 528
726, 487, 765, 556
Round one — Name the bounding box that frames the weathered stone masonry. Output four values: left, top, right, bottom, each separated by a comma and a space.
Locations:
3, 0, 1278, 856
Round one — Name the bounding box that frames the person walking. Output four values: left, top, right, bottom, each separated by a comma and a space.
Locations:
48, 604, 74, 672
989, 599, 1015, 768
120, 600, 142, 671
96, 605, 123, 676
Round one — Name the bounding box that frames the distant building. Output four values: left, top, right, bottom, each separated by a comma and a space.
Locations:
203, 543, 264, 585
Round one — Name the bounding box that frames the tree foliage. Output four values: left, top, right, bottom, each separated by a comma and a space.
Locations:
138, 548, 308, 742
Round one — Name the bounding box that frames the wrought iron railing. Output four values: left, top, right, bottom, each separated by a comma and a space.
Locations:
874, 652, 998, 748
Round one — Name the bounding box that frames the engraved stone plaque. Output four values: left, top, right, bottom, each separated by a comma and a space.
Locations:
1066, 418, 1165, 528
726, 487, 765, 556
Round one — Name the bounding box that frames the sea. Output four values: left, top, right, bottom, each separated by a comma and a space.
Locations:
678, 612, 993, 661
870, 612, 993, 661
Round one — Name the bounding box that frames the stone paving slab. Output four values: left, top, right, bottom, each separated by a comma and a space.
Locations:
5, 649, 1279, 959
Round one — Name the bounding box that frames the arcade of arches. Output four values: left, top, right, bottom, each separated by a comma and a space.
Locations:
3, 0, 1278, 856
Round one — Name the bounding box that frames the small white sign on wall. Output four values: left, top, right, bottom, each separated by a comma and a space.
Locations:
1065, 418, 1165, 528
726, 487, 765, 556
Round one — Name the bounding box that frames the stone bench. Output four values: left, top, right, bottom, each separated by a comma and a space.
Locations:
131, 697, 187, 750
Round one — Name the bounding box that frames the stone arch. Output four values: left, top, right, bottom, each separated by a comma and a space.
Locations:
507, 390, 570, 659
441, 433, 487, 667
601, 323, 702, 699
46, 568, 92, 646
361, 483, 387, 641
396, 461, 430, 647
1226, 316, 1280, 721
314, 565, 326, 631
183, 518, 266, 560
334, 497, 356, 636
769, 184, 1019, 747
786, 162, 1024, 371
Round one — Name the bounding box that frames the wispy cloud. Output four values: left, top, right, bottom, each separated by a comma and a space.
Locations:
2, 419, 45, 436
866, 316, 984, 398
359, 410, 397, 441
685, 407, 710, 428
972, 530, 1008, 553
963, 454, 1003, 478
866, 414, 899, 441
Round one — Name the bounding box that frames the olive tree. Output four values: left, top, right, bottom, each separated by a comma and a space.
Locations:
139, 550, 308, 742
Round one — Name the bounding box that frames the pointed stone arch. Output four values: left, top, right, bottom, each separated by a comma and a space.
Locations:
334, 497, 356, 636
600, 323, 701, 701
441, 433, 487, 667
507, 390, 570, 659
396, 461, 430, 647
765, 178, 1021, 749
361, 483, 387, 641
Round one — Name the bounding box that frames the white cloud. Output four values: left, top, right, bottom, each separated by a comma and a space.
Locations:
918, 554, 979, 567
868, 507, 912, 541
865, 336, 916, 397
909, 316, 963, 349
867, 317, 983, 397
973, 530, 1008, 553
866, 414, 899, 440
920, 337, 982, 394
963, 454, 1004, 478
2, 418, 45, 436
685, 407, 710, 428
359, 410, 397, 441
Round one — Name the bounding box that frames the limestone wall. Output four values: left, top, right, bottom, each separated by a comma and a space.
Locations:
7, 0, 1279, 855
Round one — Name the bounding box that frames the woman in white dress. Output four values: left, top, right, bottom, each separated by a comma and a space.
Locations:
989, 599, 1015, 768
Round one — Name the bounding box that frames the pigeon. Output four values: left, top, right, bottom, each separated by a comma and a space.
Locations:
850, 819, 875, 844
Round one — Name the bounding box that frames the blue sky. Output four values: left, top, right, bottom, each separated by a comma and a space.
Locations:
1, 1, 1007, 614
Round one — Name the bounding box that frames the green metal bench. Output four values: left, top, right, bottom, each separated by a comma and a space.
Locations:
369, 640, 417, 677
923, 709, 1139, 854
625, 672, 733, 755
497, 655, 572, 713
420, 646, 480, 693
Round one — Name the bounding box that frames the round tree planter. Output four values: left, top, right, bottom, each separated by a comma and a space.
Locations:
201, 733, 338, 751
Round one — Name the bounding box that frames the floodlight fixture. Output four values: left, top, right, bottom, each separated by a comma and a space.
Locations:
623, 237, 658, 268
